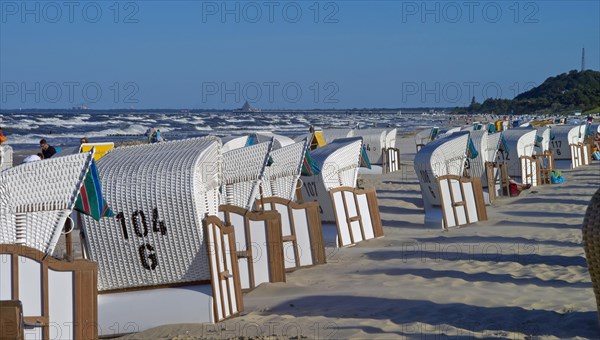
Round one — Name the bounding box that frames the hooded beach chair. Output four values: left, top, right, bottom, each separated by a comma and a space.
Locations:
549, 124, 588, 169
257, 138, 326, 271
0, 152, 98, 339
300, 137, 383, 247
415, 127, 439, 152
79, 137, 243, 336
0, 144, 13, 171
414, 132, 487, 229
351, 128, 387, 165
382, 128, 400, 173
501, 129, 538, 186
219, 140, 289, 291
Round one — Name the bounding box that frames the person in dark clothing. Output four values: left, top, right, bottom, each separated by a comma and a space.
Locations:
40, 139, 57, 159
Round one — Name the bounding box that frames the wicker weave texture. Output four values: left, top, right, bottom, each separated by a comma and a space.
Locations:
0, 152, 92, 254
222, 141, 273, 210
502, 129, 536, 177
310, 137, 362, 190
81, 137, 222, 291
414, 132, 468, 207
583, 188, 600, 323
262, 139, 308, 200
0, 145, 13, 171
468, 130, 488, 180
486, 133, 501, 164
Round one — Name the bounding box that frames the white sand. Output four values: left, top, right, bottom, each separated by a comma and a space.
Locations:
103, 137, 598, 339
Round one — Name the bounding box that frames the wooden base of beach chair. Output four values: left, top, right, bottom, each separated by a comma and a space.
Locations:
520, 156, 540, 187
535, 151, 555, 185
570, 143, 583, 168
258, 197, 326, 271
0, 245, 98, 340
329, 187, 384, 247
219, 205, 286, 292
382, 147, 401, 173
97, 217, 243, 336
0, 300, 23, 340
484, 161, 503, 204
437, 175, 487, 230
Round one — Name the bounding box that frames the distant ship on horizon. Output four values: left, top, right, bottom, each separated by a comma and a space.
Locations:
233, 101, 261, 113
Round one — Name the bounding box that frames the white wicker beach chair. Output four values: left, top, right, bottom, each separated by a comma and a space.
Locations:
415, 127, 438, 151
549, 125, 586, 169
501, 129, 537, 181
486, 132, 502, 164
414, 132, 487, 229
222, 141, 273, 210
261, 138, 309, 201
0, 152, 93, 255
0, 144, 13, 171
300, 137, 363, 222
351, 129, 387, 164
80, 137, 222, 291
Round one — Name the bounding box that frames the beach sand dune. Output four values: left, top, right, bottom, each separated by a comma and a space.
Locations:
115, 138, 600, 339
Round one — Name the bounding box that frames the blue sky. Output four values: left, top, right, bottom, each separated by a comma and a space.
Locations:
1, 1, 598, 109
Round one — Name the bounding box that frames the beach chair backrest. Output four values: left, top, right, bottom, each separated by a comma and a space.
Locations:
0, 152, 93, 255
253, 132, 295, 150
80, 137, 222, 291
261, 138, 309, 201
222, 140, 273, 210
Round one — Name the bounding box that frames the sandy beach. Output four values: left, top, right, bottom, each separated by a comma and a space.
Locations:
96, 137, 600, 340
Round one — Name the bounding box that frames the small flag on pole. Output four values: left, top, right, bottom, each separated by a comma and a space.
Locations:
74, 160, 114, 221
301, 149, 321, 176
359, 145, 372, 169
498, 134, 510, 157
466, 138, 479, 159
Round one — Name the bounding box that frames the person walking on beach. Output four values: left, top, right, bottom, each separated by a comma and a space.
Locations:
0, 127, 6, 144
40, 139, 57, 159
